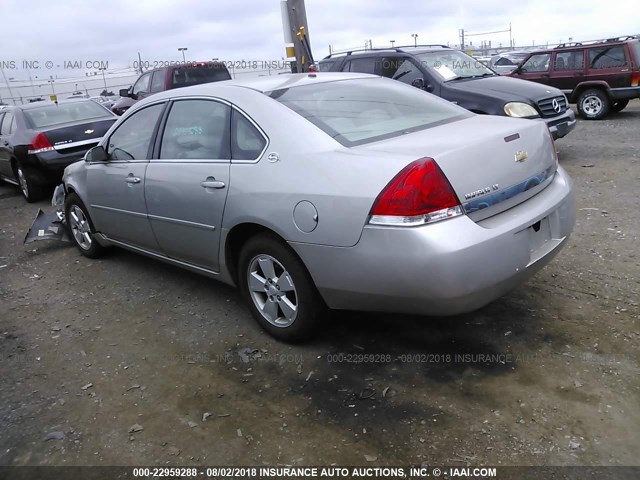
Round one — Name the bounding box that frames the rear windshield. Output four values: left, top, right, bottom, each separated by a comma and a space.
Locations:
269, 77, 469, 147
24, 101, 112, 128
171, 65, 231, 88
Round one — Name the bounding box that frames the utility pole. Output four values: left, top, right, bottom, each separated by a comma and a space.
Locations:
459, 28, 465, 49
137, 52, 144, 74
282, 0, 313, 73
1, 67, 16, 105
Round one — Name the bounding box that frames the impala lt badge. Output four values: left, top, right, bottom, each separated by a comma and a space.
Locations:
464, 184, 499, 200
515, 150, 528, 162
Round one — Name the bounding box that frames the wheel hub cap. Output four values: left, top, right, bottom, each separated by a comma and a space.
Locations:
69, 205, 92, 250
247, 255, 298, 328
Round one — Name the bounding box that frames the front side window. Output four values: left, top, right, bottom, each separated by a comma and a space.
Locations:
415, 51, 496, 80
132, 73, 152, 96
270, 77, 470, 147
379, 57, 424, 85
107, 103, 165, 160
589, 46, 627, 69
231, 110, 266, 160
159, 100, 231, 160
521, 54, 551, 73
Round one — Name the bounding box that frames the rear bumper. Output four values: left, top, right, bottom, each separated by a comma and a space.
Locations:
23, 150, 88, 185
291, 166, 575, 316
544, 110, 576, 140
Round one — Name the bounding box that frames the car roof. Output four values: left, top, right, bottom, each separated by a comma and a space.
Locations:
144, 72, 376, 100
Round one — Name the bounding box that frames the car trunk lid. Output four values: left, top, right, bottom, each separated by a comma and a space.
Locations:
43, 118, 116, 153
358, 115, 558, 221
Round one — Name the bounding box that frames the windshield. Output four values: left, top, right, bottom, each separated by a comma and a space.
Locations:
415, 51, 496, 80
24, 101, 112, 128
269, 77, 470, 147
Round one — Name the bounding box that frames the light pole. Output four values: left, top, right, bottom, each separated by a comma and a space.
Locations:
178, 47, 188, 63
390, 39, 395, 47
98, 67, 107, 90
411, 33, 418, 47
47, 79, 55, 95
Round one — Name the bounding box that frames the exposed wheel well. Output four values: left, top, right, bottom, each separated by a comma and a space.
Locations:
572, 85, 610, 103
224, 223, 287, 285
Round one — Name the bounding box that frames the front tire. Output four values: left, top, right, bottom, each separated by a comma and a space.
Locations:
64, 193, 105, 258
238, 234, 325, 342
577, 89, 610, 120
15, 163, 44, 202
611, 100, 629, 113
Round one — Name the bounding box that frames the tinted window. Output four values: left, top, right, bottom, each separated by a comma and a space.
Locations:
629, 41, 640, 65
343, 58, 377, 74
589, 46, 627, 69
231, 110, 266, 160
554, 51, 584, 71
23, 102, 111, 128
379, 57, 423, 85
521, 54, 550, 72
107, 103, 164, 160
160, 100, 230, 160
150, 70, 165, 93
415, 51, 495, 80
318, 59, 338, 72
0, 112, 13, 135
0, 114, 5, 135
132, 72, 152, 96
271, 77, 469, 147
171, 64, 231, 88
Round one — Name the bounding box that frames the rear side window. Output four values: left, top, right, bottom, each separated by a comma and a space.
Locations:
629, 41, 640, 66
318, 59, 338, 72
160, 100, 231, 160
342, 58, 377, 74
0, 112, 13, 134
554, 51, 584, 71
150, 70, 165, 93
171, 65, 231, 88
589, 46, 627, 69
24, 102, 111, 128
231, 110, 266, 160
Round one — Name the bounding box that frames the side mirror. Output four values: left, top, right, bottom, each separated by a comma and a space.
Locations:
411, 78, 425, 89
84, 145, 108, 163
119, 88, 130, 97
425, 84, 435, 93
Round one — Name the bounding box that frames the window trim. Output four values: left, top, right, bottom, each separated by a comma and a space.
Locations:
100, 101, 168, 164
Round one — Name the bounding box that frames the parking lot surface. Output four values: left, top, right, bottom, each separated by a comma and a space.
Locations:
1, 104, 639, 466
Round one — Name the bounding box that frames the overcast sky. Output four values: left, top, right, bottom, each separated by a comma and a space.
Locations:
1, 0, 638, 78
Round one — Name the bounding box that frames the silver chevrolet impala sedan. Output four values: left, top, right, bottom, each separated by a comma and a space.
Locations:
56, 73, 575, 342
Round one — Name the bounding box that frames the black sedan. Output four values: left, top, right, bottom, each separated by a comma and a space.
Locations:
0, 100, 117, 202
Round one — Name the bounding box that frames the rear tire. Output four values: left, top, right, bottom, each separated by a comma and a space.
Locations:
15, 163, 45, 202
64, 193, 105, 259
611, 100, 629, 113
238, 233, 325, 342
576, 89, 610, 120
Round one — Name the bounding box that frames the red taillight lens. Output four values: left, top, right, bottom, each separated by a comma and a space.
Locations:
631, 70, 639, 87
369, 158, 463, 226
28, 133, 54, 154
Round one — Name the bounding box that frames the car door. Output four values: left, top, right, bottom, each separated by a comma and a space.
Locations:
0, 111, 15, 180
144, 98, 232, 271
549, 50, 586, 92
514, 53, 551, 85
85, 102, 166, 251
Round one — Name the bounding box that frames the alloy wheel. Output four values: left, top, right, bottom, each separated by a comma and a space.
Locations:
247, 254, 298, 327
69, 205, 92, 250
582, 95, 603, 116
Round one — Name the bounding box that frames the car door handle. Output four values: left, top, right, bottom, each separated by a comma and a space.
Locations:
125, 176, 141, 184
201, 178, 226, 189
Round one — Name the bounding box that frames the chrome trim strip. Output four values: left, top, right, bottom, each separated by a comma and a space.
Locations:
462, 166, 556, 214
54, 138, 101, 151
147, 214, 216, 230
90, 204, 147, 218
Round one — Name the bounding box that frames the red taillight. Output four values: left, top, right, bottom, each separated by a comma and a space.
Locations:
632, 70, 639, 87
28, 133, 54, 154
369, 158, 463, 226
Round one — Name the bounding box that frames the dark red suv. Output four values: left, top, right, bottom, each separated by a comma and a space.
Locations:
112, 62, 231, 115
510, 35, 640, 119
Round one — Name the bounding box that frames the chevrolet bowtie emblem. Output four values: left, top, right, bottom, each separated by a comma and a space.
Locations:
84, 129, 94, 135
514, 150, 528, 162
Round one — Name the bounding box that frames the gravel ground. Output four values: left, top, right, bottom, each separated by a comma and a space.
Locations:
0, 104, 638, 467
